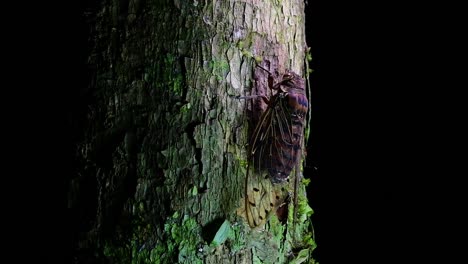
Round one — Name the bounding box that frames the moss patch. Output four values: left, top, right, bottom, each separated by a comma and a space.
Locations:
102, 212, 204, 264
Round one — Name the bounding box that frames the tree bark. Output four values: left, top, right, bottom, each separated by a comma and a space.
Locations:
70, 0, 315, 263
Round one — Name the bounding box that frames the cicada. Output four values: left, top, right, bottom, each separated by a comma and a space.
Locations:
242, 63, 308, 228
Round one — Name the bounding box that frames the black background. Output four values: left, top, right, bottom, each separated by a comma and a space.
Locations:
4, 1, 459, 263
303, 1, 461, 263
304, 1, 401, 262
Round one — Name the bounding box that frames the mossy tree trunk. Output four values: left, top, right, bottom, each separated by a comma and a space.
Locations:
70, 0, 314, 263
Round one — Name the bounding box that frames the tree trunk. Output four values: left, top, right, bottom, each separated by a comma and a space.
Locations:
70, 0, 315, 263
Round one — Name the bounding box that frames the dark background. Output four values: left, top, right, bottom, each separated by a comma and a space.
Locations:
304, 1, 400, 262
304, 1, 461, 263
5, 1, 458, 263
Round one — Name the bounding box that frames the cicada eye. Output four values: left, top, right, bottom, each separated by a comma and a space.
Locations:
283, 79, 294, 87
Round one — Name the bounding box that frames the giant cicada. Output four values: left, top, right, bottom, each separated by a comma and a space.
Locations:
242, 63, 308, 228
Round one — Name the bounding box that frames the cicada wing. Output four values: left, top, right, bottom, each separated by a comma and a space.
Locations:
245, 104, 275, 228
245, 169, 288, 228
244, 99, 292, 228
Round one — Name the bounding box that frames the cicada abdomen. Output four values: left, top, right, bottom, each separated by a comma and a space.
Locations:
243, 65, 308, 228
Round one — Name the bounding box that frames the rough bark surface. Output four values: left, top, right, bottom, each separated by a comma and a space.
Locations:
70, 0, 315, 263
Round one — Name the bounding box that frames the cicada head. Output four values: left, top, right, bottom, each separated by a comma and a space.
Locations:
281, 70, 305, 91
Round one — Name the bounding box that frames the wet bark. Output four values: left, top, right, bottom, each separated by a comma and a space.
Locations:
69, 0, 315, 263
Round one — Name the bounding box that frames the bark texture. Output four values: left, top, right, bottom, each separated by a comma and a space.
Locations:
70, 0, 315, 263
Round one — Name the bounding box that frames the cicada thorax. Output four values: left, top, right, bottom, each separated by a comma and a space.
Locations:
243, 66, 308, 228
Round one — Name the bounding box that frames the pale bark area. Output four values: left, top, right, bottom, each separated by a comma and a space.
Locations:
70, 0, 312, 263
